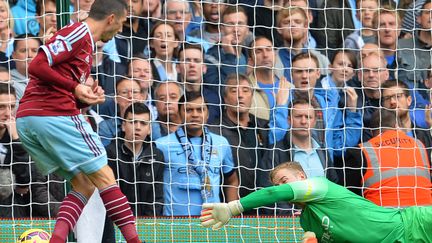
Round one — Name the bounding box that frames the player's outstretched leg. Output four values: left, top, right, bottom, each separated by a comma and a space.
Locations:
88, 165, 141, 243
50, 173, 95, 243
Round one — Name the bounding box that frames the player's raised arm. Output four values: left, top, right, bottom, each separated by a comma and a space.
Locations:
200, 183, 295, 230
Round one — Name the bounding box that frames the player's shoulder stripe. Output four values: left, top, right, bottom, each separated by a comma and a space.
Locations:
67, 28, 87, 45
65, 24, 87, 43
64, 23, 86, 39
69, 30, 88, 45
69, 23, 92, 45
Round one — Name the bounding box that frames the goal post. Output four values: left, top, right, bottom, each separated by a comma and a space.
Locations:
56, 0, 70, 30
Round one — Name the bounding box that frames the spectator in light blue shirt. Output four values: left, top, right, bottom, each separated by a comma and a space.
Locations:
156, 92, 239, 216
261, 98, 339, 185
269, 52, 362, 160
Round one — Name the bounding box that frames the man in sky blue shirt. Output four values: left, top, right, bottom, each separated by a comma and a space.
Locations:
262, 98, 338, 183
269, 52, 362, 160
156, 92, 239, 216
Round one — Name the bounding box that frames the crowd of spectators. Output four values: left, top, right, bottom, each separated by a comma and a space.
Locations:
0, 0, 431, 228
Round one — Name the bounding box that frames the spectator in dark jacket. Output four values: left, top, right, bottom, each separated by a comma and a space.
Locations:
28, 166, 65, 217
115, 0, 150, 65
0, 84, 30, 217
177, 43, 220, 123
107, 102, 164, 216
312, 0, 356, 58
355, 52, 390, 137
209, 74, 269, 203
104, 103, 164, 242
204, 5, 249, 99
153, 81, 183, 137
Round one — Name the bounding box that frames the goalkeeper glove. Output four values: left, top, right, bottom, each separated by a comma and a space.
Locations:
302, 231, 318, 243
200, 200, 244, 230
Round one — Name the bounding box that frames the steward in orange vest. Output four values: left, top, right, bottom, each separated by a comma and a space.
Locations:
359, 130, 432, 207
344, 109, 432, 208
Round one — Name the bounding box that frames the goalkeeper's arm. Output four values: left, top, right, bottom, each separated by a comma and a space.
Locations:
239, 183, 295, 211
200, 184, 295, 229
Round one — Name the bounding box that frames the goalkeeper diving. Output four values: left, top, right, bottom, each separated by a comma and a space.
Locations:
200, 162, 432, 242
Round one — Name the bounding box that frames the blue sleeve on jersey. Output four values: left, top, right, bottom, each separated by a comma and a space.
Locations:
269, 104, 290, 145
40, 37, 73, 66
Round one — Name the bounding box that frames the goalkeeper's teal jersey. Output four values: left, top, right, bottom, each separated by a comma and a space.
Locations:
290, 177, 405, 242
240, 177, 407, 242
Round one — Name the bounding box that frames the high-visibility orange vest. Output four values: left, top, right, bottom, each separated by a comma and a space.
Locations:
359, 130, 432, 207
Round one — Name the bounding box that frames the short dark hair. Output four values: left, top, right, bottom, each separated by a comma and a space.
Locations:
116, 78, 141, 90
381, 79, 410, 97
292, 52, 319, 68
127, 53, 150, 75
123, 102, 151, 120
428, 64, 432, 78
421, 0, 432, 10
154, 81, 183, 100
248, 36, 274, 58
178, 91, 205, 110
88, 0, 127, 21
178, 42, 205, 61
223, 73, 253, 97
331, 50, 358, 70
36, 0, 56, 16
222, 5, 247, 22
0, 66, 9, 73
13, 34, 42, 51
370, 108, 398, 129
0, 83, 15, 96
288, 97, 320, 116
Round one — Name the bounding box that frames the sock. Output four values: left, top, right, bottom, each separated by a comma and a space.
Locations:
100, 185, 139, 243
51, 191, 87, 243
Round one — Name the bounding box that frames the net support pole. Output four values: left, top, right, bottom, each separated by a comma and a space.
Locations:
56, 0, 70, 30
55, 2, 72, 241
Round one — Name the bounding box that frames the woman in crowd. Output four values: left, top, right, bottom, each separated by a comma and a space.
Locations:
149, 21, 179, 83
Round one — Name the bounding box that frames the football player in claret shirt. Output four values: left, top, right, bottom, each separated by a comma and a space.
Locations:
201, 162, 432, 242
15, 0, 143, 242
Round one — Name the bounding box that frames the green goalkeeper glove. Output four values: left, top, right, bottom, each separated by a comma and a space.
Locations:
200, 200, 244, 230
